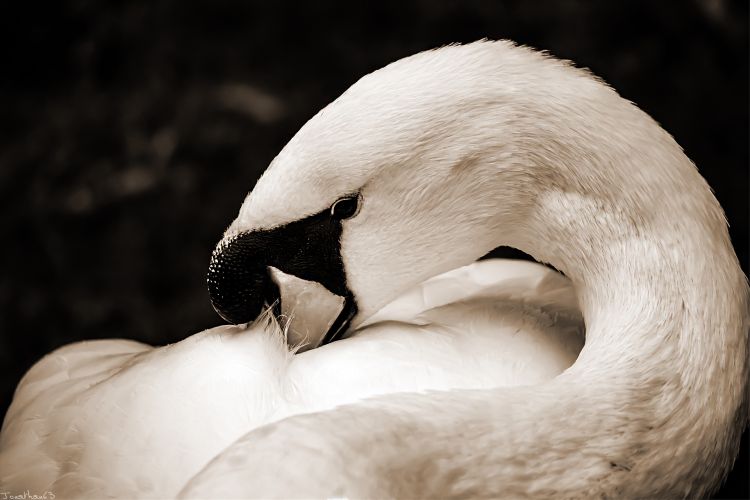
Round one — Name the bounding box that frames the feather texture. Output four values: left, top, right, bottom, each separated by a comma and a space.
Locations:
2, 40, 747, 499
1, 259, 581, 498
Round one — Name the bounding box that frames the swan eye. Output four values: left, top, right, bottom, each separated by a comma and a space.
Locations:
330, 194, 361, 220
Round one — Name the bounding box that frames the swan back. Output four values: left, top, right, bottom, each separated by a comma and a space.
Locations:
1, 260, 583, 498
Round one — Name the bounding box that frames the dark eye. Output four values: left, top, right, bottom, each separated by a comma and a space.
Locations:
330, 194, 361, 220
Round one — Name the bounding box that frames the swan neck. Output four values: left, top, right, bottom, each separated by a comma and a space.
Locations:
505, 145, 749, 432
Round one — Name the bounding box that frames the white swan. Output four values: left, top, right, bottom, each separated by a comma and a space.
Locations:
187, 40, 750, 498
2, 40, 747, 499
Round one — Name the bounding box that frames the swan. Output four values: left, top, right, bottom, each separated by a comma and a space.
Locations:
189, 40, 750, 498
1, 40, 747, 499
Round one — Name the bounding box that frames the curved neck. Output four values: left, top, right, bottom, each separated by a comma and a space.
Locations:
487, 141, 749, 496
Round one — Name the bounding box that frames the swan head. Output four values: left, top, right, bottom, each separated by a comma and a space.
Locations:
206, 40, 686, 346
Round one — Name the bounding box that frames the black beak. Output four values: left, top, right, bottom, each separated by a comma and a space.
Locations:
207, 210, 356, 345
206, 236, 281, 324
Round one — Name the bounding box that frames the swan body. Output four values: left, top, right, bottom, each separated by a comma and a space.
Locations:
2, 40, 747, 498
1, 259, 582, 498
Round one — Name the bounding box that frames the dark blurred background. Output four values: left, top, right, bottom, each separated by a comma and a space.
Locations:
0, 0, 747, 496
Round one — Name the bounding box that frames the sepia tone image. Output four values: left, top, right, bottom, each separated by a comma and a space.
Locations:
0, 1, 747, 498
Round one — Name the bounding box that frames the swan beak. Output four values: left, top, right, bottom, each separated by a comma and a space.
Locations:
206, 215, 357, 347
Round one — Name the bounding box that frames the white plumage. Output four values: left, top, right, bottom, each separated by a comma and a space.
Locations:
1, 260, 581, 498
2, 40, 747, 499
